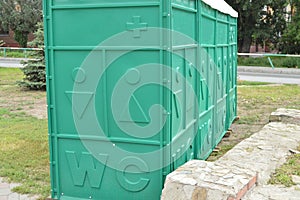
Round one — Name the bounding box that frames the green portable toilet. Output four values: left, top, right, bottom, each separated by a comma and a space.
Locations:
196, 0, 238, 159
43, 0, 237, 199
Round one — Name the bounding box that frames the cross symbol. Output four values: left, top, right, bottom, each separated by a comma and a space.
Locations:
126, 16, 148, 38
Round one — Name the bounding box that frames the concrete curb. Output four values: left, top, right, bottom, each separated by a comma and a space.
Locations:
238, 66, 300, 75
0, 57, 28, 62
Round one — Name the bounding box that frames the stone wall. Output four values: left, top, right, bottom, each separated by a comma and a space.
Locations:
161, 109, 300, 200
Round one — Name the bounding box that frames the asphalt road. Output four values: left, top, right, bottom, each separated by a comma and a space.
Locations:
0, 58, 25, 68
238, 66, 300, 85
238, 71, 300, 84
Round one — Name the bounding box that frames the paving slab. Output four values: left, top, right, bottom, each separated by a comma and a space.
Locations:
0, 178, 37, 200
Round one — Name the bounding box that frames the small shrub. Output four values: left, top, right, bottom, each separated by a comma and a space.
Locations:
282, 57, 299, 68
18, 23, 46, 90
238, 57, 271, 67
238, 56, 300, 68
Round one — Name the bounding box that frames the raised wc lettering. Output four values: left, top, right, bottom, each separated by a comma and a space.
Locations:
66, 151, 108, 188
116, 156, 150, 192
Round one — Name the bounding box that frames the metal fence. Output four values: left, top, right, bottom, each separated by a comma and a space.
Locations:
238, 53, 300, 68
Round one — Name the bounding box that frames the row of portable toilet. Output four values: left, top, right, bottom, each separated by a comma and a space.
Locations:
44, 0, 238, 199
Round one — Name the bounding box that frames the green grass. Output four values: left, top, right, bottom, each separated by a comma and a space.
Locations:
0, 50, 32, 58
0, 67, 23, 84
0, 108, 49, 199
1, 67, 300, 197
0, 67, 49, 199
208, 84, 300, 161
269, 146, 300, 187
238, 84, 300, 110
237, 84, 300, 126
207, 144, 235, 161
238, 56, 300, 68
237, 80, 271, 86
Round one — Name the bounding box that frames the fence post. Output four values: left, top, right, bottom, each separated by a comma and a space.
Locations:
267, 57, 275, 69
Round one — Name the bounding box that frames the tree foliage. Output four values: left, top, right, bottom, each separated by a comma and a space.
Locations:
18, 22, 46, 90
225, 0, 287, 53
280, 1, 300, 54
254, 1, 287, 50
0, 0, 42, 47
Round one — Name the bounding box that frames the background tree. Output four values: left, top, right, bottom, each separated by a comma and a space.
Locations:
0, 0, 42, 47
18, 22, 46, 90
225, 0, 287, 53
254, 1, 287, 51
280, 0, 300, 54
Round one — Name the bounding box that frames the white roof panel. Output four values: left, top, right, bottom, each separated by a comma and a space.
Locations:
202, 0, 238, 18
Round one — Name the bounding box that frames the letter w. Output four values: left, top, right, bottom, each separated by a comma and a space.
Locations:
66, 151, 108, 188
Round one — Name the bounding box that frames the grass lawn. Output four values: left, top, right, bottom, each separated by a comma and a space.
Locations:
209, 80, 300, 187
0, 109, 49, 198
0, 67, 300, 198
208, 81, 300, 161
0, 67, 49, 199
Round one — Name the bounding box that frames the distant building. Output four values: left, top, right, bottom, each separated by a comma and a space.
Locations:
284, 3, 297, 23
0, 1, 35, 47
0, 28, 34, 47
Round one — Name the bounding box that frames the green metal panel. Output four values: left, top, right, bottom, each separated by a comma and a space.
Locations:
170, 0, 198, 170
226, 22, 238, 128
44, 0, 238, 199
197, 0, 238, 158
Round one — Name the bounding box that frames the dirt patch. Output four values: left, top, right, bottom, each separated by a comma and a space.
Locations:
0, 84, 47, 119
25, 97, 47, 119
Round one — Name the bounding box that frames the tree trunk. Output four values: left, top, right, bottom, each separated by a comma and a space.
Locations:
239, 35, 252, 53
256, 40, 259, 52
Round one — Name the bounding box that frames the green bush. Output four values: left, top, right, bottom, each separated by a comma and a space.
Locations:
238, 57, 300, 68
281, 57, 299, 68
238, 57, 270, 67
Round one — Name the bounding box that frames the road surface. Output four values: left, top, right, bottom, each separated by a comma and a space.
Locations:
238, 66, 300, 85
238, 71, 300, 85
0, 58, 26, 68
